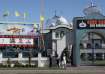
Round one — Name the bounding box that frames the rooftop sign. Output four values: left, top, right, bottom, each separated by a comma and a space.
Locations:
77, 19, 105, 29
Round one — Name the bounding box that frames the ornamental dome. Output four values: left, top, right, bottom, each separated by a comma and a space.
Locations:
83, 6, 101, 16
46, 15, 69, 27
83, 2, 102, 16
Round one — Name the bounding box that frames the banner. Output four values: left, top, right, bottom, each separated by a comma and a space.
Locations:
0, 38, 33, 44
0, 23, 37, 35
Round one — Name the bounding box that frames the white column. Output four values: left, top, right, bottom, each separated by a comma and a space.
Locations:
18, 53, 22, 61
38, 53, 43, 67
0, 52, 2, 63
52, 41, 56, 56
52, 31, 55, 39
52, 31, 56, 56
94, 53, 96, 60
84, 43, 87, 48
102, 53, 105, 60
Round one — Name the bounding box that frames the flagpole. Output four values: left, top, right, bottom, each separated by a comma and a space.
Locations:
40, 0, 45, 52
23, 13, 26, 23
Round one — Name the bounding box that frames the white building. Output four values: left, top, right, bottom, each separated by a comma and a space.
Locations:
44, 15, 73, 66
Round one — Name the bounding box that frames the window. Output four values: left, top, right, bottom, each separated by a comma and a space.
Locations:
3, 51, 18, 58
22, 51, 30, 58
22, 49, 38, 58
55, 32, 59, 38
60, 31, 65, 38
87, 43, 91, 48
95, 43, 100, 49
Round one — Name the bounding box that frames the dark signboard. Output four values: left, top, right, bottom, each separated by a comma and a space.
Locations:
77, 19, 105, 29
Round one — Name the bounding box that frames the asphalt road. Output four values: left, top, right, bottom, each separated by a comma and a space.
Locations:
0, 66, 105, 74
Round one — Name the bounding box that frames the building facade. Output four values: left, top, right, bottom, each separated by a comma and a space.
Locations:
1, 2, 105, 68
0, 22, 49, 67
44, 15, 73, 67
73, 3, 105, 66
0, 16, 73, 67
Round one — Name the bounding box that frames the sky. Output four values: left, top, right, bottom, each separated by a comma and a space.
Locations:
0, 0, 105, 25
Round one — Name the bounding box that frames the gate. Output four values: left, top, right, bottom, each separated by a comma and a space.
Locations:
80, 32, 105, 66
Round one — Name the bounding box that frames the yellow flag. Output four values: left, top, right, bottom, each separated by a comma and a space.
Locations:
40, 15, 44, 22
15, 11, 20, 17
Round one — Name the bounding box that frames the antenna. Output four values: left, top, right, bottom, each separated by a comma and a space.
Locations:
90, 0, 97, 7
90, 0, 94, 6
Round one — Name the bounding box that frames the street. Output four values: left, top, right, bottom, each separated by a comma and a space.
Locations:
0, 66, 105, 74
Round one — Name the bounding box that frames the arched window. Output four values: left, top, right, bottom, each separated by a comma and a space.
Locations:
55, 32, 59, 38
87, 43, 91, 48
60, 31, 65, 38
95, 43, 100, 49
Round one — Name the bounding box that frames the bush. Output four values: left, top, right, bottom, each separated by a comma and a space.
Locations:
14, 62, 24, 67
0, 64, 8, 68
25, 64, 37, 68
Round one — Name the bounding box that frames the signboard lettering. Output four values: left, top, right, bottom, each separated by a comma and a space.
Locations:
77, 19, 105, 29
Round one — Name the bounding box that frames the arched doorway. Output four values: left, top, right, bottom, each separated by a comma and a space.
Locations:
80, 32, 105, 66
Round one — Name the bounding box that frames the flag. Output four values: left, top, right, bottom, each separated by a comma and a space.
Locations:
15, 11, 20, 17
40, 15, 44, 22
3, 11, 9, 17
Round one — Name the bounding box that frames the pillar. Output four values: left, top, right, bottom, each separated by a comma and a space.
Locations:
38, 53, 43, 67
0, 52, 2, 63
102, 53, 105, 60
18, 53, 22, 61
94, 53, 96, 60
52, 40, 56, 56
84, 43, 87, 48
